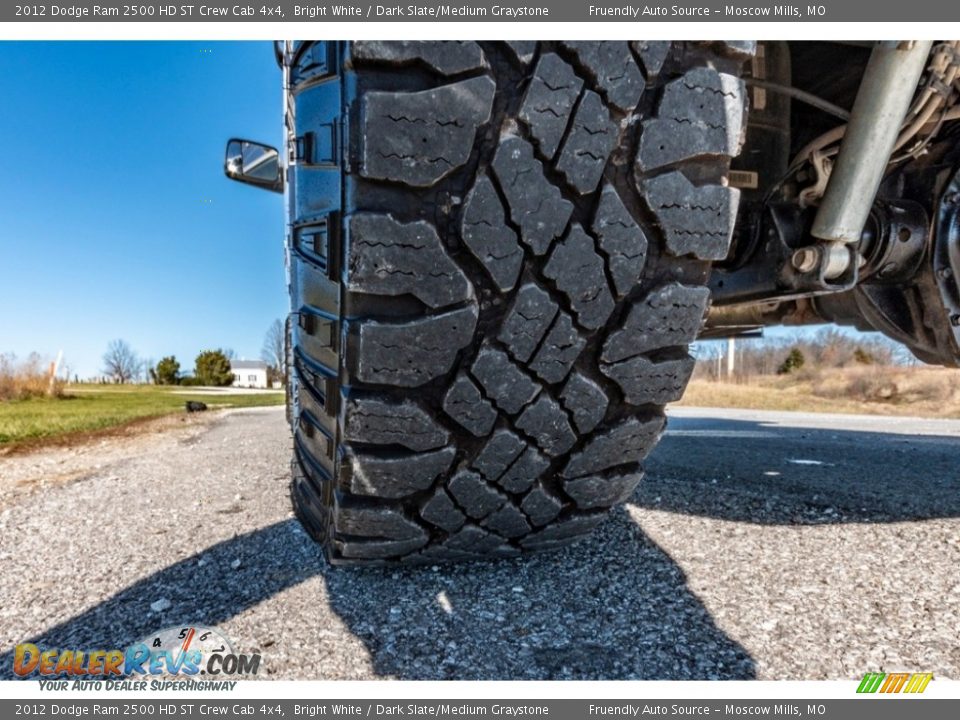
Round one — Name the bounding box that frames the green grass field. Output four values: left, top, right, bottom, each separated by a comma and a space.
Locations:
0, 385, 284, 447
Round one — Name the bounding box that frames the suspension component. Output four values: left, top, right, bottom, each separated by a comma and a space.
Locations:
811, 41, 933, 243
710, 198, 929, 307
932, 171, 960, 360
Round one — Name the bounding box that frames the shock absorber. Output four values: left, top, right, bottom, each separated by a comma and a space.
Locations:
809, 41, 933, 276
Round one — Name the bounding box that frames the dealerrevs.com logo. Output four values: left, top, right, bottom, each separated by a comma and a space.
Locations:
13, 626, 261, 687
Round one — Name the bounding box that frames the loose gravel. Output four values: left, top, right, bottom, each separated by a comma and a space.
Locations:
0, 405, 957, 680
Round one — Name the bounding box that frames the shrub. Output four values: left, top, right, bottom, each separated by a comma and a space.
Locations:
194, 350, 234, 387
154, 356, 180, 385
0, 353, 63, 401
777, 348, 806, 375
844, 372, 899, 402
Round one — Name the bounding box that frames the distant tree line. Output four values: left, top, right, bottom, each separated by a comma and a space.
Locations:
694, 328, 910, 382
97, 319, 287, 387
99, 341, 235, 386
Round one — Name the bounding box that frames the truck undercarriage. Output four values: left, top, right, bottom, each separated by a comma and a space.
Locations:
708, 41, 960, 368
225, 40, 960, 563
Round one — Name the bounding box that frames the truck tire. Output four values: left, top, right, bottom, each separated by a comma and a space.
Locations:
288, 41, 754, 564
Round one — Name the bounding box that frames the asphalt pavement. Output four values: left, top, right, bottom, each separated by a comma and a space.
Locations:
1, 405, 958, 680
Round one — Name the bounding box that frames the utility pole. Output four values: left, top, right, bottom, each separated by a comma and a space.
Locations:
47, 349, 63, 396
726, 338, 736, 380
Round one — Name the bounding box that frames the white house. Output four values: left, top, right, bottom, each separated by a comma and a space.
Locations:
230, 360, 269, 389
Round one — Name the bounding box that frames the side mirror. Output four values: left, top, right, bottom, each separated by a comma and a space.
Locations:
224, 138, 283, 193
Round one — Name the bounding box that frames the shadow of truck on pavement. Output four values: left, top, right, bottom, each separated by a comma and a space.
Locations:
8, 413, 958, 680
0, 512, 754, 680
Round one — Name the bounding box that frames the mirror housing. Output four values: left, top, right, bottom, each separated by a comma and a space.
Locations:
224, 138, 283, 193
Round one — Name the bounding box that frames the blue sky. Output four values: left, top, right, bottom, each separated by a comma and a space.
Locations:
0, 41, 872, 380
0, 42, 284, 379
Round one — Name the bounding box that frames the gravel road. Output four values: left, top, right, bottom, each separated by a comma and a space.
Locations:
1, 405, 958, 680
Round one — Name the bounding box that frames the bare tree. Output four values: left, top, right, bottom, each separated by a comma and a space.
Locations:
261, 318, 286, 382
102, 339, 140, 384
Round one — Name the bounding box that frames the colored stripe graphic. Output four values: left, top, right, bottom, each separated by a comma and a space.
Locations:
880, 673, 910, 693
857, 672, 933, 694
857, 673, 886, 693
904, 673, 934, 693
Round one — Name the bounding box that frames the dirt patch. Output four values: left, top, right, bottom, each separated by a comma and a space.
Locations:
0, 409, 217, 458
0, 410, 227, 510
